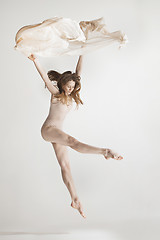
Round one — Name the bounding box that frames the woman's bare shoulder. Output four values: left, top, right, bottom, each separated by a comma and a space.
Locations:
50, 83, 60, 97
50, 93, 60, 103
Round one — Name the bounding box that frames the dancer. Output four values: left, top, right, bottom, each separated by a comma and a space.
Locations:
28, 54, 123, 219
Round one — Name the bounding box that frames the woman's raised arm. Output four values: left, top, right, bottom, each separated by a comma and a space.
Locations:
75, 55, 83, 76
28, 54, 59, 95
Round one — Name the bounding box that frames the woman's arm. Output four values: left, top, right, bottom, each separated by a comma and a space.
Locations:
28, 54, 59, 95
75, 55, 83, 76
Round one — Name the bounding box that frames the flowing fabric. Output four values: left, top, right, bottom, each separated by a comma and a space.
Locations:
14, 17, 128, 57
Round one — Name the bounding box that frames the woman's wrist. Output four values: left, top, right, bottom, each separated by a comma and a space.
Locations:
28, 54, 37, 62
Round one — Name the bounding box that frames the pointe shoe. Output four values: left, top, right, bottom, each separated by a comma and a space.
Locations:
104, 148, 123, 160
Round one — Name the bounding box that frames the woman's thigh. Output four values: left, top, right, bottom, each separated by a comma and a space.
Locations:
41, 125, 76, 146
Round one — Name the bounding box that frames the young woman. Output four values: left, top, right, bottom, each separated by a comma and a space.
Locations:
28, 54, 123, 219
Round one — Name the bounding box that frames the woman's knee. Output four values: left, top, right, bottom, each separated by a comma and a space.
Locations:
67, 136, 79, 148
60, 160, 70, 171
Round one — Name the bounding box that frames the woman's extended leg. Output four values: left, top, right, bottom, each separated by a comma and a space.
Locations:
41, 126, 123, 160
52, 142, 86, 218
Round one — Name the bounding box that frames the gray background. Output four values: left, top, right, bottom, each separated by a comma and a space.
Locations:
0, 0, 160, 239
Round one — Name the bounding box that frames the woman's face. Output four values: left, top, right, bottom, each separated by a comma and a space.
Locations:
63, 80, 75, 95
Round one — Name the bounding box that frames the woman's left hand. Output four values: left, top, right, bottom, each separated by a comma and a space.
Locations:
28, 54, 36, 61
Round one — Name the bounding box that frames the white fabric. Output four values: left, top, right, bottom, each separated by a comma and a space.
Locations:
14, 17, 128, 57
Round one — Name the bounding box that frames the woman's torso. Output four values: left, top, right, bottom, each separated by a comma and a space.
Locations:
41, 94, 73, 129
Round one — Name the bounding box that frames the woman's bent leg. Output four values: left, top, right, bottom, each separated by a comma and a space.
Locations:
41, 125, 123, 160
42, 125, 105, 155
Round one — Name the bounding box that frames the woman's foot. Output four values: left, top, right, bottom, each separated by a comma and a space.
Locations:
71, 198, 86, 218
104, 148, 123, 160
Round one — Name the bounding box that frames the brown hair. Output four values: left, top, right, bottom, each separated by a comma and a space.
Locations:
46, 70, 83, 108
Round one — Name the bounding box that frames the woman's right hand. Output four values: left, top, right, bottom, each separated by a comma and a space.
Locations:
28, 54, 36, 61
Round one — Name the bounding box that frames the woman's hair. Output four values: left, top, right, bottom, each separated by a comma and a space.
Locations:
46, 70, 83, 108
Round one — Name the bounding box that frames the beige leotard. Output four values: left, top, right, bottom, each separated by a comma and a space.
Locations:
41, 95, 73, 133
